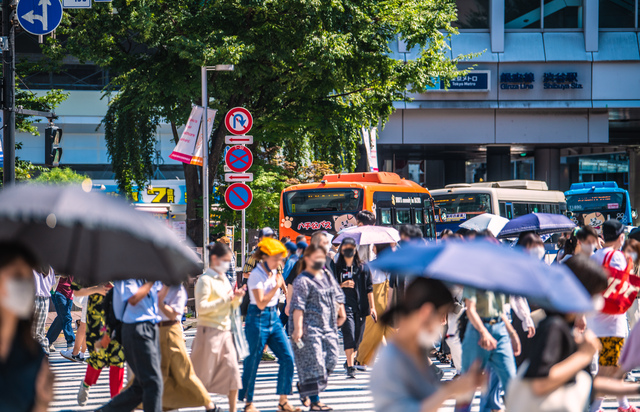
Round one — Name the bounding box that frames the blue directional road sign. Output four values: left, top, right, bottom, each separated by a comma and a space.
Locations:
17, 0, 63, 36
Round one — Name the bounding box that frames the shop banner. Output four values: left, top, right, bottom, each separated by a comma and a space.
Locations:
169, 106, 217, 166
362, 126, 379, 172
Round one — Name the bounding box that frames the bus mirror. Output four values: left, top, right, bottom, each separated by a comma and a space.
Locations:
632, 209, 638, 220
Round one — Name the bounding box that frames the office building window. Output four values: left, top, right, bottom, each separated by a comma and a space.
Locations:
506, 0, 583, 29
506, 0, 542, 29
454, 0, 490, 29
599, 0, 636, 28
544, 0, 582, 28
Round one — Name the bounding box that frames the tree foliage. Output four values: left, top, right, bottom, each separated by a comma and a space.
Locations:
32, 167, 88, 184
44, 0, 466, 243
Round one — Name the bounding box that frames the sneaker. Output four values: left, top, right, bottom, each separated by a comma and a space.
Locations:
48, 344, 56, 352
346, 366, 356, 379
261, 351, 276, 362
618, 407, 638, 412
77, 382, 90, 406
61, 350, 85, 363
354, 361, 367, 372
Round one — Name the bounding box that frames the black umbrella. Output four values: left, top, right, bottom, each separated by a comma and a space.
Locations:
0, 184, 201, 285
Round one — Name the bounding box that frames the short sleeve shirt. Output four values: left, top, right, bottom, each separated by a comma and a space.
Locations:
247, 263, 281, 307
588, 247, 629, 338
113, 280, 162, 324
463, 288, 505, 318
371, 343, 440, 412
524, 315, 580, 379
159, 285, 187, 322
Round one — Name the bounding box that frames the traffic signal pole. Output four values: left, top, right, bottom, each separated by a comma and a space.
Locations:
2, 0, 16, 185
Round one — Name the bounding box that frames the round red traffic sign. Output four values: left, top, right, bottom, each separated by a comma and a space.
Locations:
225, 145, 253, 173
225, 107, 253, 135
225, 183, 253, 211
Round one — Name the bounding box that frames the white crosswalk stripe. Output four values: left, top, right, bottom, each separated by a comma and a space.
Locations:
47, 328, 640, 412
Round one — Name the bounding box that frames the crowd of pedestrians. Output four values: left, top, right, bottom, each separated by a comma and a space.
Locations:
3, 209, 640, 412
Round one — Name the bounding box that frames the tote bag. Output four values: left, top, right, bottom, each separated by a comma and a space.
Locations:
505, 361, 591, 412
602, 251, 640, 315
230, 306, 250, 361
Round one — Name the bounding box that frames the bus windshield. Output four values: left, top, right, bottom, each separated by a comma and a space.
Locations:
284, 189, 363, 215
566, 193, 625, 213
433, 193, 492, 217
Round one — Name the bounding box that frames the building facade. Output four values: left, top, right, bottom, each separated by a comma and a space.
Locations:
379, 0, 640, 216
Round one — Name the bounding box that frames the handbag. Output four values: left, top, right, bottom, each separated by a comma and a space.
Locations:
230, 306, 250, 361
505, 361, 591, 412
601, 251, 640, 315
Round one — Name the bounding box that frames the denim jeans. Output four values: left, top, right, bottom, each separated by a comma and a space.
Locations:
455, 321, 516, 412
239, 305, 294, 403
46, 292, 75, 346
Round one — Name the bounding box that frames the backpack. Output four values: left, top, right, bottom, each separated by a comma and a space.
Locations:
601, 251, 640, 315
103, 288, 127, 343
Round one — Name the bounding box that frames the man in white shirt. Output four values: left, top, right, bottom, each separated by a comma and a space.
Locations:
32, 267, 56, 355
589, 219, 636, 412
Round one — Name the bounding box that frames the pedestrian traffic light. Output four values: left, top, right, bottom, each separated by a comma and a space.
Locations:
44, 125, 63, 166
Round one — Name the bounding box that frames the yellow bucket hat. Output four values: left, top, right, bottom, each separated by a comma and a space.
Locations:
257, 237, 287, 256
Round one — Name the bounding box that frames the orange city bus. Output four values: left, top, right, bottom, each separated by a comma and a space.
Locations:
279, 172, 437, 240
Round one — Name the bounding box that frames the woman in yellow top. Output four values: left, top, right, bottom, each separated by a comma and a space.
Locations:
191, 242, 246, 412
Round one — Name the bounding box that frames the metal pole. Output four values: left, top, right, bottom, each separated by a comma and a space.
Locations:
241, 208, 246, 269
201, 67, 209, 268
2, 0, 16, 185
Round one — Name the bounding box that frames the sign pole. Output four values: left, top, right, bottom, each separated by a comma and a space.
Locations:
241, 208, 246, 270
201, 67, 210, 268
2, 0, 16, 185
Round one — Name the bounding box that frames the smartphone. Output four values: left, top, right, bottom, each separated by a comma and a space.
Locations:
371, 312, 377, 323
295, 340, 304, 349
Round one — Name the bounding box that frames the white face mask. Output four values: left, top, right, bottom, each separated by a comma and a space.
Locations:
213, 261, 230, 274
629, 252, 638, 263
581, 242, 596, 256
417, 328, 440, 349
1, 278, 35, 319
532, 246, 546, 261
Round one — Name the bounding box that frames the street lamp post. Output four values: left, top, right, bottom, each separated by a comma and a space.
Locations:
201, 64, 234, 269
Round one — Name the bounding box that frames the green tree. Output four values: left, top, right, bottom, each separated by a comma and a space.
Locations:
45, 0, 467, 244
33, 167, 88, 184
0, 87, 68, 185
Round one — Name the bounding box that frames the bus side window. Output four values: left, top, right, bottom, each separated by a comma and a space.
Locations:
414, 208, 424, 225
513, 203, 528, 218
379, 208, 392, 225
499, 202, 507, 217
396, 209, 411, 225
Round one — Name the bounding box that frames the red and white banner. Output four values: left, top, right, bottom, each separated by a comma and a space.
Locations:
169, 106, 217, 166
362, 126, 379, 172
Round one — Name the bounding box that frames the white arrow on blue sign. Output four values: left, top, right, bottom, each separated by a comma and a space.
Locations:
17, 0, 63, 35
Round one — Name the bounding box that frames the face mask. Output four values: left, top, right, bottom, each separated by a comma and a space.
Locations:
417, 328, 440, 349
213, 261, 230, 274
1, 278, 35, 319
310, 260, 324, 271
342, 248, 355, 258
322, 244, 331, 254
629, 252, 638, 262
581, 242, 595, 256
531, 246, 545, 261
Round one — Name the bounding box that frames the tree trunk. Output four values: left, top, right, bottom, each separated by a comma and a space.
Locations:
172, 121, 203, 246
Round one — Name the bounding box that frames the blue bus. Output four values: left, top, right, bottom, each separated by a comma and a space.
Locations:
565, 182, 636, 228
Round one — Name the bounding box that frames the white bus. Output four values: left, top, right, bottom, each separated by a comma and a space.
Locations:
430, 180, 567, 233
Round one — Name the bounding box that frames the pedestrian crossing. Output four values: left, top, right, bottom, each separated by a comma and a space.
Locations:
48, 328, 640, 412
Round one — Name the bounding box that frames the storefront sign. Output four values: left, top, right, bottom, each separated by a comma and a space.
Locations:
426, 71, 490, 92
500, 72, 535, 90
543, 72, 583, 90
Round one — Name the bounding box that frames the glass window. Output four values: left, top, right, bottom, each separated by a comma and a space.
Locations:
544, 0, 582, 28
566, 193, 626, 213
599, 0, 635, 28
499, 202, 507, 217
530, 203, 540, 213
506, 0, 542, 29
433, 193, 492, 215
285, 189, 362, 215
513, 203, 530, 217
454, 0, 490, 28
414, 209, 424, 225
380, 209, 392, 225
396, 209, 412, 225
